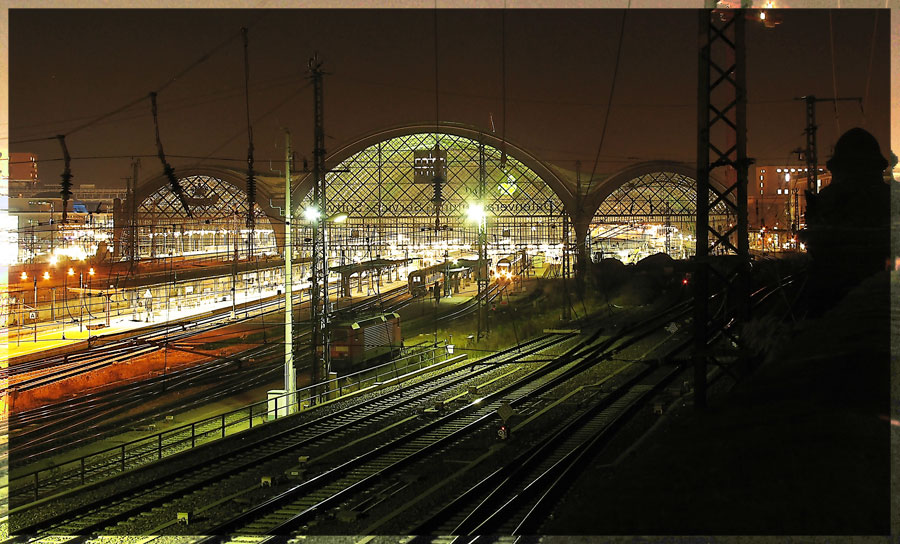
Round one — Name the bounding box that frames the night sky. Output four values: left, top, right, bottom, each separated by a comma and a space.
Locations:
6, 6, 892, 188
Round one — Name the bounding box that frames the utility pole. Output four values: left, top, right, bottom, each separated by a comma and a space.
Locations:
309, 54, 330, 403
574, 160, 585, 300
130, 158, 140, 263
562, 212, 571, 321
284, 130, 297, 414
477, 143, 489, 340
796, 95, 862, 194
794, 95, 862, 230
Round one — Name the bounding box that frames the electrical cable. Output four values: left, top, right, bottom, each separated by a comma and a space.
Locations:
500, 8, 507, 169
585, 9, 627, 197
196, 82, 311, 168
861, 10, 879, 128
828, 11, 840, 136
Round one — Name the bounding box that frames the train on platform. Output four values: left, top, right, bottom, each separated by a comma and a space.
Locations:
328, 312, 403, 373
495, 252, 528, 282
407, 258, 478, 297
407, 262, 447, 297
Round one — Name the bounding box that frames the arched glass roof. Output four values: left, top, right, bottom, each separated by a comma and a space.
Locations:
311, 132, 565, 223
593, 171, 731, 224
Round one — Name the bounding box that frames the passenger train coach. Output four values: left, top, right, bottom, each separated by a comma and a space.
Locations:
406, 258, 478, 297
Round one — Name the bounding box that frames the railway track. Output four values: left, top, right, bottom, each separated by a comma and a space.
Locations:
5, 285, 413, 507
7, 284, 409, 445
6, 332, 577, 539
186, 301, 693, 539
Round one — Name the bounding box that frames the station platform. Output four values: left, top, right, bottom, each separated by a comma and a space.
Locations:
2, 275, 412, 362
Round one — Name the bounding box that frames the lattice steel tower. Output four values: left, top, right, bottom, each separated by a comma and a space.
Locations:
695, 7, 751, 410
309, 54, 330, 401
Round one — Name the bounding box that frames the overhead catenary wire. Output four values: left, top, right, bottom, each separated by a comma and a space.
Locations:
500, 8, 507, 169
861, 10, 879, 127
827, 11, 841, 136
196, 82, 311, 167
12, 26, 249, 147
585, 9, 627, 197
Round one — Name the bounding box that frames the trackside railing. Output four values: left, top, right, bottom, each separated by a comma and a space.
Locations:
8, 341, 460, 508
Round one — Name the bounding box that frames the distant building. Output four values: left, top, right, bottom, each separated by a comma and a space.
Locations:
8, 152, 40, 197
750, 165, 832, 231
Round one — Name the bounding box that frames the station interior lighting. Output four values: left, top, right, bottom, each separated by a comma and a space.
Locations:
466, 202, 486, 225
303, 206, 321, 222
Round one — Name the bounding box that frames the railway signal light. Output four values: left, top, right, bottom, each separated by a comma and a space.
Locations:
497, 424, 509, 440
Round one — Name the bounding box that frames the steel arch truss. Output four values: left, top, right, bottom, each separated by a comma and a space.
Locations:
134, 174, 275, 259
590, 171, 733, 259
298, 132, 567, 250
594, 171, 731, 223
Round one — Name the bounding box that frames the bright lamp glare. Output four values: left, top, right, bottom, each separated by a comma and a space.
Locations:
304, 206, 321, 222
331, 213, 348, 223
467, 203, 486, 223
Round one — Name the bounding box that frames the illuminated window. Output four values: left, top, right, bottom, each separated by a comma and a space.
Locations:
790, 168, 795, 172
760, 175, 764, 181
761, 169, 766, 173
777, 189, 782, 195
760, 190, 763, 195
760, 182, 764, 188
777, 168, 782, 172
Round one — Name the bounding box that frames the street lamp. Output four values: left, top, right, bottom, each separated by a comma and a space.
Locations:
467, 202, 488, 339
63, 267, 74, 340
87, 267, 95, 340
32, 274, 38, 343
43, 271, 57, 337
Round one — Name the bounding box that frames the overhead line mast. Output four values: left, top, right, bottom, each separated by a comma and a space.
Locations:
796, 95, 862, 202
694, 5, 751, 410
309, 54, 330, 403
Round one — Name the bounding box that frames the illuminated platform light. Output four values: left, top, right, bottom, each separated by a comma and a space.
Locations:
303, 206, 321, 222
466, 202, 486, 224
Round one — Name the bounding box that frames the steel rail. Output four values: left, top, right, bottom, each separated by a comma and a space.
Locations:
9, 335, 567, 538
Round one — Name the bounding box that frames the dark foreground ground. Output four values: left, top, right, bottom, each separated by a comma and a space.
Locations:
544, 270, 893, 536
